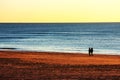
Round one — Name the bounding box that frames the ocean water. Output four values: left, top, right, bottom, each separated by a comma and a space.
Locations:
0, 23, 120, 55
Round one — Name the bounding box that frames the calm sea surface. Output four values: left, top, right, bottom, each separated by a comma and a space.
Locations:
0, 23, 120, 55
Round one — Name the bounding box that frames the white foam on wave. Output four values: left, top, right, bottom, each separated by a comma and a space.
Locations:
0, 43, 119, 55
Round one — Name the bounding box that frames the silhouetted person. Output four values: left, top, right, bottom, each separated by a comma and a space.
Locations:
91, 48, 93, 56
88, 48, 91, 56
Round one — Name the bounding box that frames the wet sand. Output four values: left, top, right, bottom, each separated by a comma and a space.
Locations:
0, 50, 120, 80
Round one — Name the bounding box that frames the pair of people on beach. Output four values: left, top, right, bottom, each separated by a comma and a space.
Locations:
89, 48, 93, 56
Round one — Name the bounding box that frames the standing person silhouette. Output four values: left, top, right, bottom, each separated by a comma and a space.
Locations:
88, 48, 91, 56
91, 48, 93, 56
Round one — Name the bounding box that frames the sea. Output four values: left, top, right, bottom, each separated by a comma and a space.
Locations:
0, 23, 120, 55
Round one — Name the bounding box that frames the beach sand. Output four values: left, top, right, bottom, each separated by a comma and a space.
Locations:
0, 50, 120, 80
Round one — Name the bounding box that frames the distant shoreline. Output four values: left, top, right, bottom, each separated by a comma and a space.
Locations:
0, 49, 120, 56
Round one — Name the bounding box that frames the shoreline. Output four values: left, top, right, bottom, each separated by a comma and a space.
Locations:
0, 49, 120, 56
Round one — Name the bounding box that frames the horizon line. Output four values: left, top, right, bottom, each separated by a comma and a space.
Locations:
0, 22, 120, 24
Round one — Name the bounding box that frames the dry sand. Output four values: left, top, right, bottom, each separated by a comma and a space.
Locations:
0, 50, 120, 80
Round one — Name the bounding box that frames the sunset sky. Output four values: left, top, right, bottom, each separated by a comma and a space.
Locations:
0, 0, 120, 22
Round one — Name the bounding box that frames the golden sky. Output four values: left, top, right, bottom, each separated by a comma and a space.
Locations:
0, 0, 120, 22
